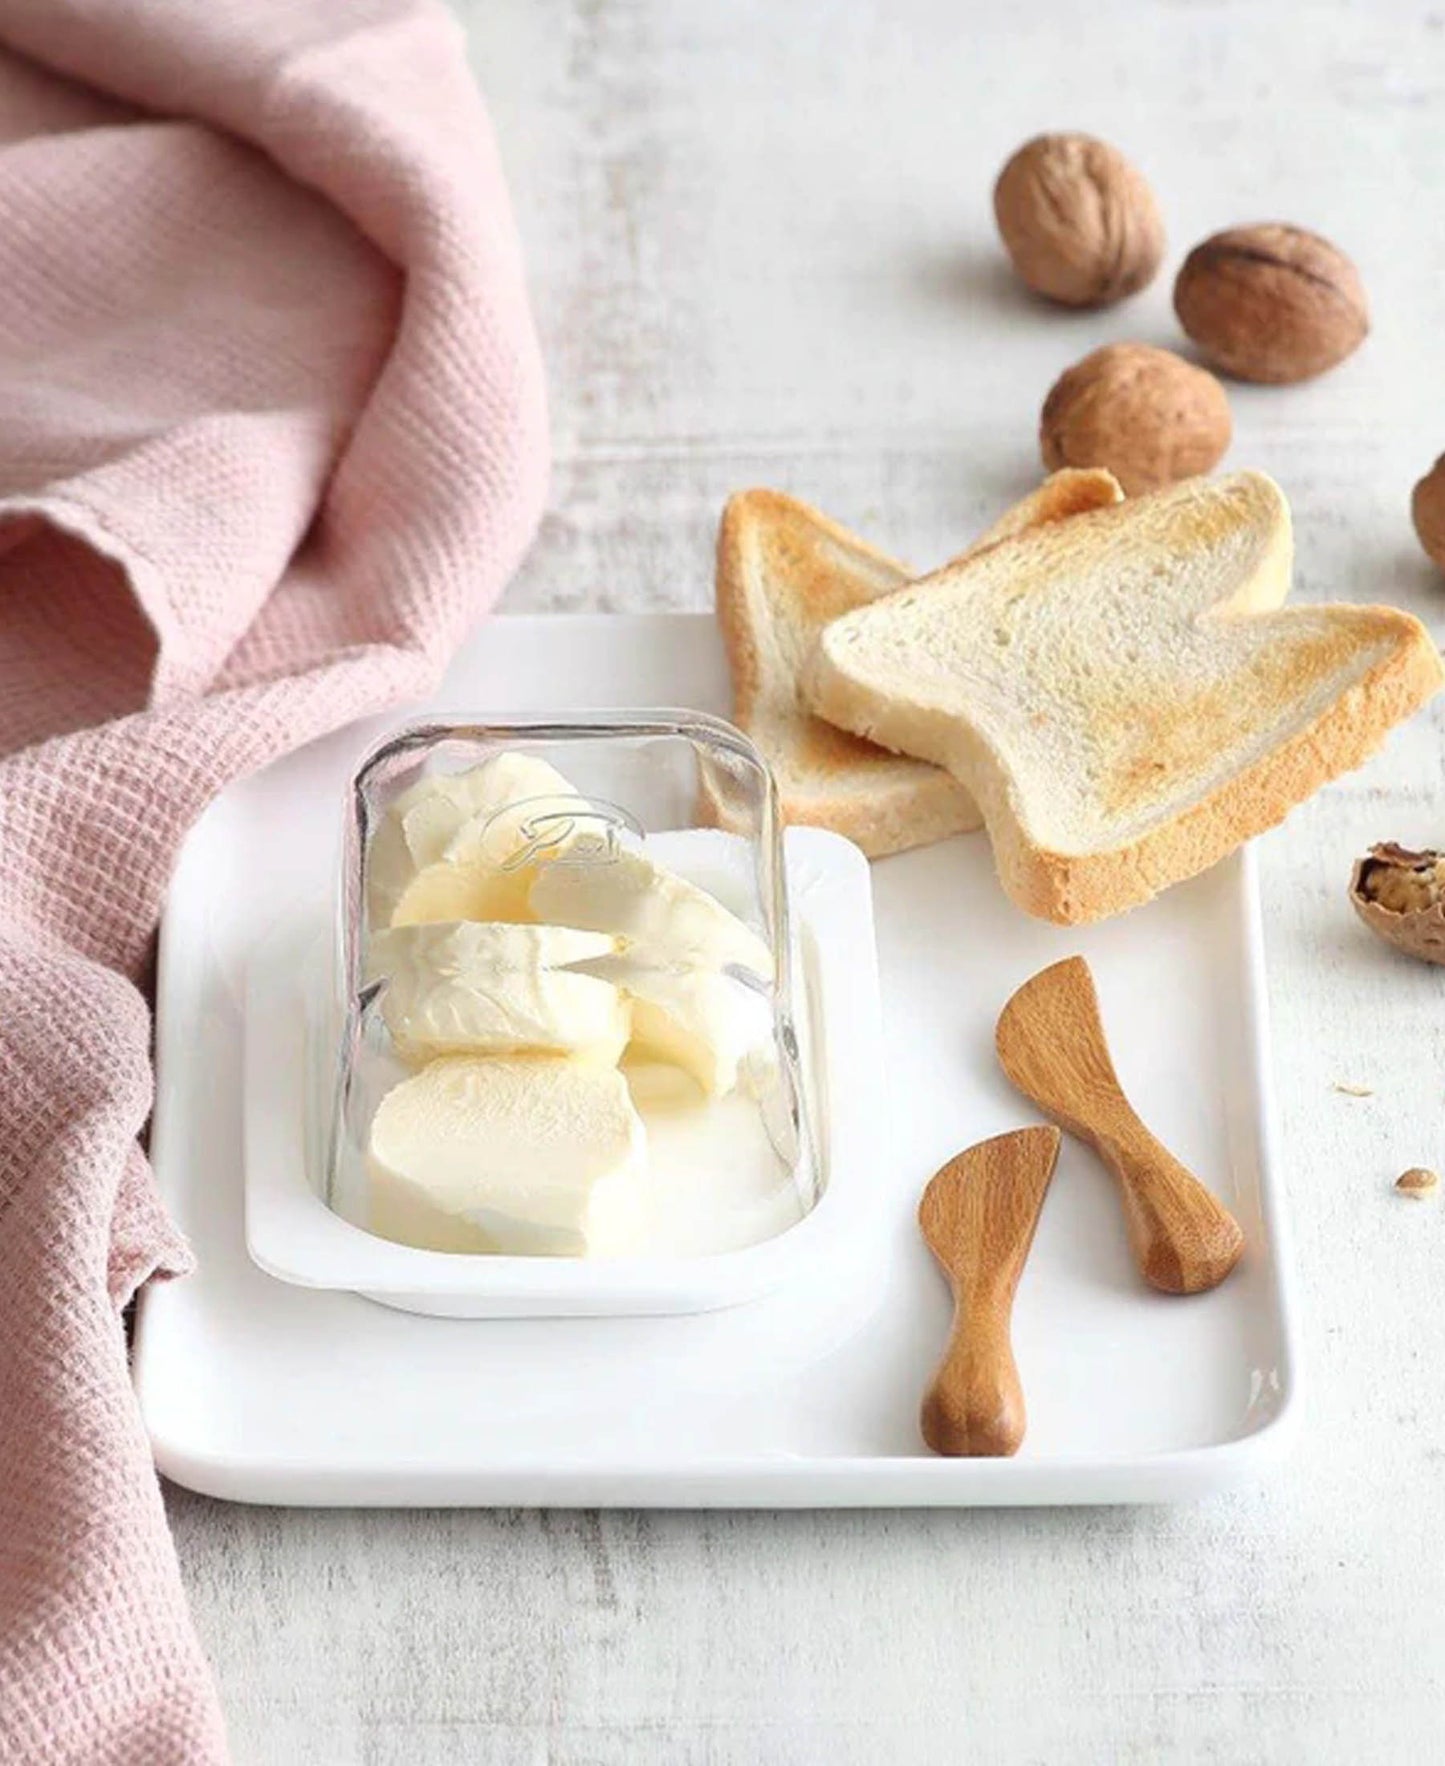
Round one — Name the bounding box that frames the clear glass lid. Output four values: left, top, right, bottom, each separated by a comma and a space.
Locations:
326, 713, 818, 1262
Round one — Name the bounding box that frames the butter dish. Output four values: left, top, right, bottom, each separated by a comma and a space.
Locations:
243, 712, 888, 1318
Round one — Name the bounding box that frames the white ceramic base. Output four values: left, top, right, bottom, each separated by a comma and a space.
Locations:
135, 614, 1299, 1506
243, 830, 888, 1318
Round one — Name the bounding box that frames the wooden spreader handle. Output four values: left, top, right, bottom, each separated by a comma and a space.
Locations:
995, 956, 1244, 1296
917, 1126, 1061, 1458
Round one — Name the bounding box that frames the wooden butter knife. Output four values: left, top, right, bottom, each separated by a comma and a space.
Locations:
995, 955, 1244, 1296
918, 1125, 1061, 1457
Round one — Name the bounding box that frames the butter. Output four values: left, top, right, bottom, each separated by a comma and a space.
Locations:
367, 752, 579, 930
594, 960, 773, 1097
366, 1055, 648, 1257
529, 845, 774, 982
361, 754, 791, 1260
388, 859, 537, 930
366, 922, 630, 1066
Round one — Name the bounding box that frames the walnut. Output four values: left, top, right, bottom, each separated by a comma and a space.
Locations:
1039, 343, 1231, 495
1173, 223, 1369, 384
1411, 454, 1445, 575
993, 133, 1165, 308
1349, 843, 1445, 964
1395, 1168, 1439, 1200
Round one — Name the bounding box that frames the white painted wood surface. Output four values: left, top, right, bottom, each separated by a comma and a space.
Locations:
165, 2, 1445, 1759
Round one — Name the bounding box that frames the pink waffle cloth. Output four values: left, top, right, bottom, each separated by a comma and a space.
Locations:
0, 1, 547, 1758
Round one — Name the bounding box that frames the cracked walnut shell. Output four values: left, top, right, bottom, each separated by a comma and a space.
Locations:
1350, 843, 1445, 965
993, 133, 1165, 308
1174, 223, 1368, 384
1039, 343, 1231, 495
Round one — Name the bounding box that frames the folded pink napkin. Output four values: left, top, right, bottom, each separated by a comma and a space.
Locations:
0, 2, 547, 1758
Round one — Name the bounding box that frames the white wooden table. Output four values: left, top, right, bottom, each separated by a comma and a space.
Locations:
165, 2, 1445, 1759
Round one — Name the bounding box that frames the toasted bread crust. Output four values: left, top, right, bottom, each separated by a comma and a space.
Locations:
716, 488, 981, 855
717, 488, 914, 729
965, 467, 1124, 553
805, 472, 1444, 921
716, 472, 1123, 858
756, 758, 980, 855
994, 616, 1442, 922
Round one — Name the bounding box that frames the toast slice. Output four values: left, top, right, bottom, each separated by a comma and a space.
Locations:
716, 469, 1123, 857
805, 470, 1443, 923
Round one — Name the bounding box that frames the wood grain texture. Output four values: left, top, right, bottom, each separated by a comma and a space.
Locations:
919, 1127, 1061, 1456
168, 1, 1445, 1761
997, 957, 1244, 1293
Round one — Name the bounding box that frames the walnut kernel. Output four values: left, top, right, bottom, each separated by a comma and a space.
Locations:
1349, 844, 1445, 966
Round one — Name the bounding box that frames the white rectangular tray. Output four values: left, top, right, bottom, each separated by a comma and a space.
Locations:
134, 614, 1299, 1506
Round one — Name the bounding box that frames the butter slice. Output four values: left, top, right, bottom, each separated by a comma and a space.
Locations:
605, 963, 773, 1097
367, 1056, 647, 1257
529, 846, 774, 981
366, 922, 629, 1066
367, 753, 579, 930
